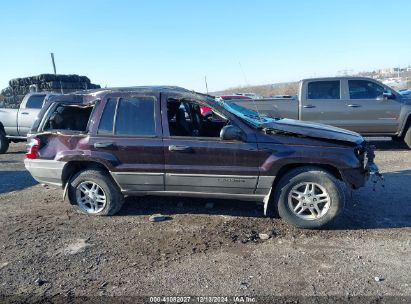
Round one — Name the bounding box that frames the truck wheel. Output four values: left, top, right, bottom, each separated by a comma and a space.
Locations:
273, 166, 345, 229
68, 169, 124, 216
0, 133, 10, 154
404, 127, 411, 149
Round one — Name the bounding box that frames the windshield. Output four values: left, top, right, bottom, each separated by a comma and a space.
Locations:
212, 98, 278, 127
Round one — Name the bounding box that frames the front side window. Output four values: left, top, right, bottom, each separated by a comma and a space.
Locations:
26, 95, 46, 108
349, 80, 384, 99
307, 81, 340, 99
167, 98, 229, 138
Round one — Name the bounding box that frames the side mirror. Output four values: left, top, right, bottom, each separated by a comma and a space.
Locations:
220, 125, 245, 141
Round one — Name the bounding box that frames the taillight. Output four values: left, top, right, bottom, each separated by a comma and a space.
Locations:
26, 138, 41, 159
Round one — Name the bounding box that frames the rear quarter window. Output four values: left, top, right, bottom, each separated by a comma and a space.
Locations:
97, 99, 117, 135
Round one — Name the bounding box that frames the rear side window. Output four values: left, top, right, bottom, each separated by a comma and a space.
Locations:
349, 80, 384, 99
97, 99, 116, 135
26, 95, 46, 108
97, 96, 156, 136
115, 97, 155, 136
307, 81, 340, 99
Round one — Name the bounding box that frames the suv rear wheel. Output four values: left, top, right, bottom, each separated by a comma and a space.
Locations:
0, 133, 9, 154
271, 166, 345, 229
68, 169, 124, 216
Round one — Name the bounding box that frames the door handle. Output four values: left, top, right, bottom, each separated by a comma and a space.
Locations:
168, 145, 193, 153
94, 141, 115, 149
21, 112, 29, 115
347, 104, 361, 108
303, 104, 316, 108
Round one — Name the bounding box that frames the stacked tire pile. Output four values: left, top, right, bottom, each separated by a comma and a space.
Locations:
0, 74, 101, 108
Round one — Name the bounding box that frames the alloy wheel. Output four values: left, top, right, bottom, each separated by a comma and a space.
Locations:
288, 182, 331, 220
75, 181, 107, 214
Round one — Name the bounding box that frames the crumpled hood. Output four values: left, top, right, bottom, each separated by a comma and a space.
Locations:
262, 118, 364, 145
401, 96, 411, 104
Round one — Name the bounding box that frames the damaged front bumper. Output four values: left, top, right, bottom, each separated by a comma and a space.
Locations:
341, 144, 381, 189
364, 144, 381, 176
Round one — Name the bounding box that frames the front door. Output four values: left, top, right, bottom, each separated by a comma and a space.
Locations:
342, 79, 402, 134
161, 93, 269, 195
89, 93, 164, 192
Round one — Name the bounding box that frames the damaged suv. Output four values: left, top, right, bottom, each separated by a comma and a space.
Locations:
25, 87, 379, 228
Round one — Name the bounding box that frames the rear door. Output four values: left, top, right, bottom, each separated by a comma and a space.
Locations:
300, 80, 351, 129
18, 94, 46, 136
89, 93, 165, 192
343, 79, 402, 134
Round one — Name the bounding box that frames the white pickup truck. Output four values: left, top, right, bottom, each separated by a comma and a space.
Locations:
0, 93, 57, 153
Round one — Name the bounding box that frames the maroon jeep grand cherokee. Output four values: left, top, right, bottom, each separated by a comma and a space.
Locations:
24, 86, 378, 228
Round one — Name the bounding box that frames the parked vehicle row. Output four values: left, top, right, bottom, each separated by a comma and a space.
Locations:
24, 86, 378, 228
233, 77, 411, 148
0, 93, 57, 153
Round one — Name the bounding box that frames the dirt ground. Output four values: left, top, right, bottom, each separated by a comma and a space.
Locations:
0, 141, 410, 303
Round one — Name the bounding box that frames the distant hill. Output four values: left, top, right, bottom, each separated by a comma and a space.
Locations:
212, 67, 411, 97
211, 81, 299, 97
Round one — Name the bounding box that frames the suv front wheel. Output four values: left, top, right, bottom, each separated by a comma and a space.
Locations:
273, 166, 345, 229
68, 169, 124, 216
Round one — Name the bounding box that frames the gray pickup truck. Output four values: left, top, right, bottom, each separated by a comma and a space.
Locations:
0, 93, 56, 153
235, 77, 411, 148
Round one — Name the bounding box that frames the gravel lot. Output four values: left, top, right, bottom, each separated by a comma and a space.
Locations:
0, 141, 410, 302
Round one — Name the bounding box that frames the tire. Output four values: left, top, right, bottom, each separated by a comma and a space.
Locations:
0, 132, 10, 154
404, 127, 411, 149
68, 169, 124, 216
272, 166, 345, 229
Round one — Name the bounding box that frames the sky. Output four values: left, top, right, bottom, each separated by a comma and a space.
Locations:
0, 0, 410, 92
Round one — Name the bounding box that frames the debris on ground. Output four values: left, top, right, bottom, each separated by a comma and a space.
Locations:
149, 214, 168, 222
62, 239, 93, 255
258, 233, 271, 240
241, 231, 259, 243
34, 278, 46, 286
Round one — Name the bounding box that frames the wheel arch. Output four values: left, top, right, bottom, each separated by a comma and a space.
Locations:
61, 160, 112, 188
0, 122, 5, 135
273, 163, 343, 187
398, 112, 411, 137
264, 163, 343, 216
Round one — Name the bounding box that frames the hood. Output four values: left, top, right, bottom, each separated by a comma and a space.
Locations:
401, 96, 411, 104
262, 118, 364, 145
